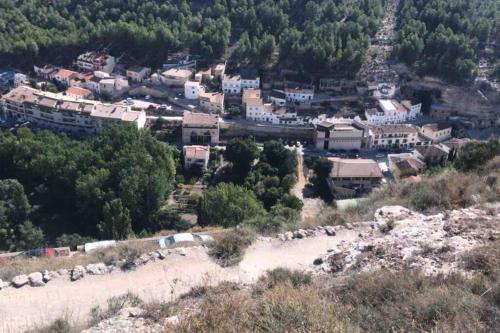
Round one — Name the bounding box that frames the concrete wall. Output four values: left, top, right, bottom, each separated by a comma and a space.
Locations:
220, 121, 314, 141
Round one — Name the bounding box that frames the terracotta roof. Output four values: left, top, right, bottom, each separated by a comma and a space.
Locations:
162, 68, 192, 79
183, 112, 219, 126
184, 145, 209, 160
242, 88, 261, 101
328, 158, 383, 179
66, 86, 92, 97
371, 124, 418, 135
54, 69, 78, 79
246, 98, 264, 108
199, 92, 224, 105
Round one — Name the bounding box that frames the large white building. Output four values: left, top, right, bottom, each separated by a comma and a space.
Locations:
364, 99, 421, 125
1, 86, 146, 134
285, 87, 314, 103
314, 119, 364, 151
245, 97, 302, 125
368, 124, 430, 149
222, 74, 241, 94
184, 81, 205, 100
240, 70, 260, 89
75, 52, 116, 73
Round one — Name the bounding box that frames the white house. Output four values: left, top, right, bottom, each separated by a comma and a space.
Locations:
222, 74, 241, 94
365, 99, 421, 125
270, 90, 286, 106
76, 52, 116, 73
184, 81, 205, 99
285, 87, 314, 103
160, 68, 193, 87
183, 145, 210, 171
240, 70, 260, 89
245, 98, 302, 125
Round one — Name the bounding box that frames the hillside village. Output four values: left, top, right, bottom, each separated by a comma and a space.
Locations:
1, 48, 494, 198
0, 0, 498, 331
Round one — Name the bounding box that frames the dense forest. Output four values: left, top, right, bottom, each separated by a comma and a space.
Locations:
0, 126, 176, 251
0, 0, 386, 74
394, 0, 498, 80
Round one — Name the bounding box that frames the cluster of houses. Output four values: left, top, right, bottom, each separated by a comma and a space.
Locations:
0, 50, 471, 199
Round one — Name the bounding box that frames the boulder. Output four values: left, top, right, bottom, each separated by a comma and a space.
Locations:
71, 265, 85, 281
284, 231, 294, 241
325, 226, 336, 236
149, 251, 160, 260
277, 234, 286, 241
42, 270, 52, 282
293, 229, 307, 239
176, 247, 187, 256
0, 279, 8, 290
12, 274, 29, 288
28, 272, 45, 287
86, 263, 109, 275
57, 269, 69, 277
157, 250, 166, 260
165, 315, 179, 326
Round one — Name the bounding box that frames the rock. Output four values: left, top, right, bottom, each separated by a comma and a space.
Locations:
71, 265, 85, 281
12, 275, 29, 288
327, 252, 346, 273
42, 270, 51, 282
325, 226, 336, 236
0, 279, 8, 290
86, 263, 109, 275
313, 257, 323, 265
277, 233, 286, 241
157, 250, 166, 260
149, 251, 160, 260
28, 272, 45, 287
176, 247, 187, 256
165, 315, 179, 326
284, 231, 294, 241
57, 269, 69, 277
293, 229, 307, 239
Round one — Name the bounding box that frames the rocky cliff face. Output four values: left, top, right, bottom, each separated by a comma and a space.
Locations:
315, 204, 499, 276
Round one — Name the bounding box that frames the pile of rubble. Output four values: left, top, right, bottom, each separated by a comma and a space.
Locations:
314, 205, 500, 275
276, 224, 356, 241
0, 247, 193, 291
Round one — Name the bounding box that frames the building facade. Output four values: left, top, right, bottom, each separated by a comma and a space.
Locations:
182, 112, 219, 145
364, 99, 421, 125
184, 81, 205, 99
199, 92, 224, 114
327, 158, 383, 198
126, 66, 151, 82
419, 123, 452, 143
368, 124, 430, 149
314, 120, 364, 150
183, 145, 210, 171
222, 74, 241, 94
76, 52, 116, 73
160, 69, 192, 87
285, 87, 314, 103
1, 86, 146, 134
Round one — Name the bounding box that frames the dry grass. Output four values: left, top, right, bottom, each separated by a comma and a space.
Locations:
0, 240, 157, 281
166, 239, 500, 333
318, 167, 499, 225
25, 316, 84, 333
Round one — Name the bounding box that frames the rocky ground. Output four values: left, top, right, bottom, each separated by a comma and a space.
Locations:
1, 204, 498, 332
71, 204, 499, 333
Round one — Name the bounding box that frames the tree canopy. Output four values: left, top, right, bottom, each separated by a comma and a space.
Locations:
0, 0, 386, 74
0, 125, 176, 245
394, 0, 497, 80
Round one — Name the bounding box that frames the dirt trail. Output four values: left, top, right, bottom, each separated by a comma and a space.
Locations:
291, 147, 325, 221
0, 231, 358, 333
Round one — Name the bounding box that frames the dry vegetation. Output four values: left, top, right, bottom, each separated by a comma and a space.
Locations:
318, 163, 499, 226
208, 227, 256, 267
171, 241, 500, 332
0, 240, 157, 281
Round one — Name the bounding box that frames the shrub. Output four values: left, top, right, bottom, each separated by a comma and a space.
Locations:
208, 228, 256, 267
26, 317, 82, 333
254, 268, 311, 294
89, 292, 142, 327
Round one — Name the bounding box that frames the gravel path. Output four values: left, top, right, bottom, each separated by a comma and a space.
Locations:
0, 231, 358, 333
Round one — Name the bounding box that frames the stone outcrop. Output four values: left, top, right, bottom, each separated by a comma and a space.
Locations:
28, 272, 45, 287
11, 275, 29, 288
71, 265, 86, 281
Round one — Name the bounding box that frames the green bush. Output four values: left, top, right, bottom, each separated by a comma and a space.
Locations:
208, 228, 256, 267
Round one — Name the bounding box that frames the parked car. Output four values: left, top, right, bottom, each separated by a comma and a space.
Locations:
158, 233, 214, 248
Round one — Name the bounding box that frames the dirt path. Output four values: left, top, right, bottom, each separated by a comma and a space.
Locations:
0, 231, 358, 333
291, 147, 325, 221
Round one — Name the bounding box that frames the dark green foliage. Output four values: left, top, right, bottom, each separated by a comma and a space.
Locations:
244, 204, 300, 234
311, 158, 333, 201
198, 183, 265, 228
98, 198, 132, 240
454, 140, 500, 172
0, 0, 386, 74
395, 0, 497, 80
0, 179, 44, 251
224, 137, 259, 179
0, 125, 176, 243
55, 233, 94, 249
